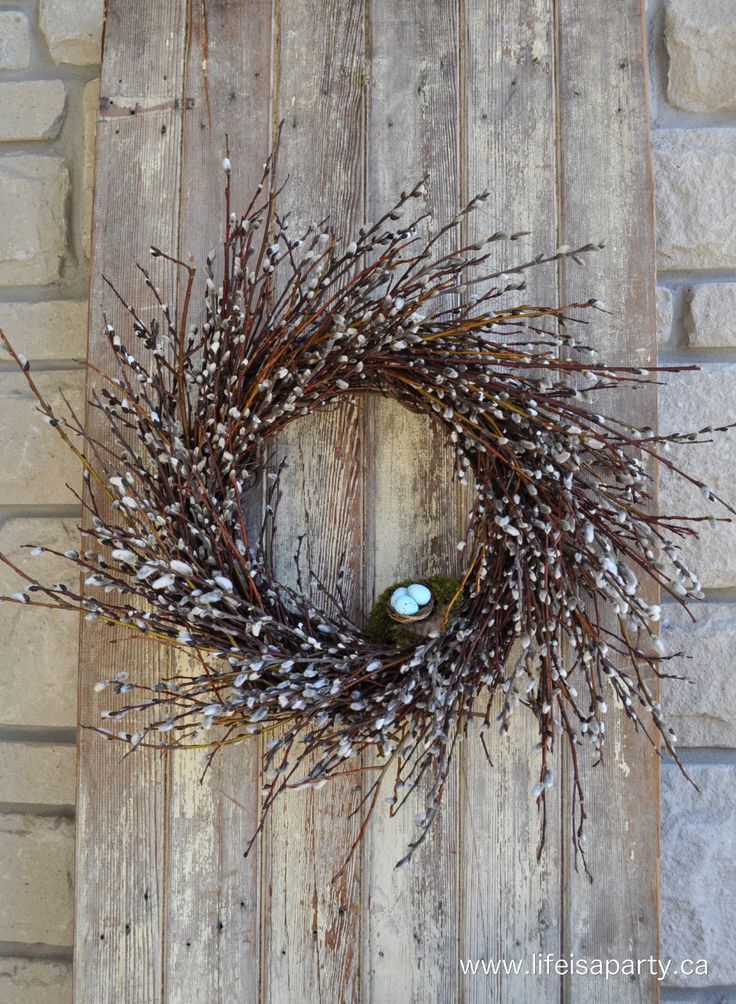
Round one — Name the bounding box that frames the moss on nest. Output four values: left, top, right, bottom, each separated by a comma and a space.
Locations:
366, 575, 462, 647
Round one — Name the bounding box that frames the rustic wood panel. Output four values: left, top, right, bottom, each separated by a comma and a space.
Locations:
459, 4, 563, 1002
76, 2, 658, 1001
73, 4, 188, 1002
163, 4, 272, 1002
260, 3, 367, 1002
361, 2, 463, 1002
557, 3, 659, 1002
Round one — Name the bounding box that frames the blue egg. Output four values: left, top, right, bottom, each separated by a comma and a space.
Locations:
407, 582, 432, 607
390, 587, 408, 606
391, 594, 419, 616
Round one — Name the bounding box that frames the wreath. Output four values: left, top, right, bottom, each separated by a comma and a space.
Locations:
0, 144, 730, 872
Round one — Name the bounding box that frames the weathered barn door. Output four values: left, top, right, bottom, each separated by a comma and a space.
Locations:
75, 2, 658, 1001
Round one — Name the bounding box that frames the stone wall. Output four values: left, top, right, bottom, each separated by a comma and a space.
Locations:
652, 1, 736, 1001
0, 3, 734, 1002
0, 2, 101, 1000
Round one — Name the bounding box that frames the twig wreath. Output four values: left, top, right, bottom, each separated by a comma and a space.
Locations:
0, 140, 732, 873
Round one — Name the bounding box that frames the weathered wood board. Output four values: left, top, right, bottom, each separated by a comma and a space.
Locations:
557, 7, 660, 1004
75, 2, 658, 1001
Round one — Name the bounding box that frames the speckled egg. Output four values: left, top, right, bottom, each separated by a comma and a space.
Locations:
391, 586, 408, 606
407, 582, 432, 607
391, 593, 419, 616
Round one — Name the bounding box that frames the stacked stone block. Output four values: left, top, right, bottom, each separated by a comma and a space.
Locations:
0, 2, 101, 1000
654, 1, 736, 1000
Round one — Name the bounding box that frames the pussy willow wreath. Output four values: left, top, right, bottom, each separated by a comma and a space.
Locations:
0, 146, 731, 873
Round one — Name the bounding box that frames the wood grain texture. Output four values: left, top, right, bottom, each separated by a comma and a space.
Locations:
361, 2, 462, 1002
76, 2, 659, 1000
459, 4, 563, 1002
557, 3, 659, 1002
260, 3, 367, 1002
73, 4, 188, 1002
163, 4, 272, 1002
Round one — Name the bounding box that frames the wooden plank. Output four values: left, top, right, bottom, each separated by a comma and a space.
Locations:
557, 4, 659, 1002
73, 4, 188, 1002
459, 4, 563, 1003
361, 2, 462, 1002
260, 3, 367, 1001
162, 4, 273, 1002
